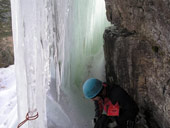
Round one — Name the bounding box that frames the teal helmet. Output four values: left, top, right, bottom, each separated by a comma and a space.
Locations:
83, 78, 103, 99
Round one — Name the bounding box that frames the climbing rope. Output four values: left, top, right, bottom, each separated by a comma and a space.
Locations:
17, 111, 39, 128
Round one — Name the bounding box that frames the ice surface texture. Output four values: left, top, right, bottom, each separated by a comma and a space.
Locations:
11, 0, 109, 127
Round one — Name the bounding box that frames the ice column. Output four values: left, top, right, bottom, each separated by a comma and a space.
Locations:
11, 0, 55, 127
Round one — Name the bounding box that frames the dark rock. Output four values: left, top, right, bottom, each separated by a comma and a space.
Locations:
104, 0, 170, 56
103, 1, 170, 127
103, 25, 170, 128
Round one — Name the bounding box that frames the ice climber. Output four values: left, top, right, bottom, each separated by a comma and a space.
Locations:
83, 78, 139, 128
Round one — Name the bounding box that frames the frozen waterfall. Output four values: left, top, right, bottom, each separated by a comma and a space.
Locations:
11, 0, 109, 127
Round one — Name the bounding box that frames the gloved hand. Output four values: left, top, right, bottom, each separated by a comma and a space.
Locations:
92, 117, 98, 127
127, 120, 135, 128
107, 120, 118, 128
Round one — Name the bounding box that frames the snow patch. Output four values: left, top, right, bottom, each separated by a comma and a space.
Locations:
0, 65, 17, 128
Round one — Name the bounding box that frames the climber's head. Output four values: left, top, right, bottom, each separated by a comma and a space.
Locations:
83, 78, 103, 100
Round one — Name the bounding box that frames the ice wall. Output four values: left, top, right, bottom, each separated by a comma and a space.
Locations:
11, 0, 54, 127
11, 0, 109, 127
57, 0, 110, 127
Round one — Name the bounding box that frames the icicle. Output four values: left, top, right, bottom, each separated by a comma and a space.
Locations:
11, 0, 110, 127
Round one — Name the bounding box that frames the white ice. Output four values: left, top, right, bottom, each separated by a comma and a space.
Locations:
10, 0, 110, 127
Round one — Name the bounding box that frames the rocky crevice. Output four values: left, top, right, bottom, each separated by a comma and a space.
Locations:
103, 0, 170, 128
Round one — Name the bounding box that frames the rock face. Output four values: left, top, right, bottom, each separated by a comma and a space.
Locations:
0, 0, 13, 67
103, 0, 170, 128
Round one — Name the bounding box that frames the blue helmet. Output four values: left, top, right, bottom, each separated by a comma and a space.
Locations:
83, 78, 103, 99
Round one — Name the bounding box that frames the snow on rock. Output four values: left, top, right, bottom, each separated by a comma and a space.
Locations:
0, 65, 17, 128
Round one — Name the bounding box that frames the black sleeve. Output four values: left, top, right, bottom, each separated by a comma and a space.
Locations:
109, 86, 139, 123
94, 101, 102, 117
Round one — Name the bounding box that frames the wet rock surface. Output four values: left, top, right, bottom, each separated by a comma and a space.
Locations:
103, 1, 170, 127
0, 0, 14, 67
